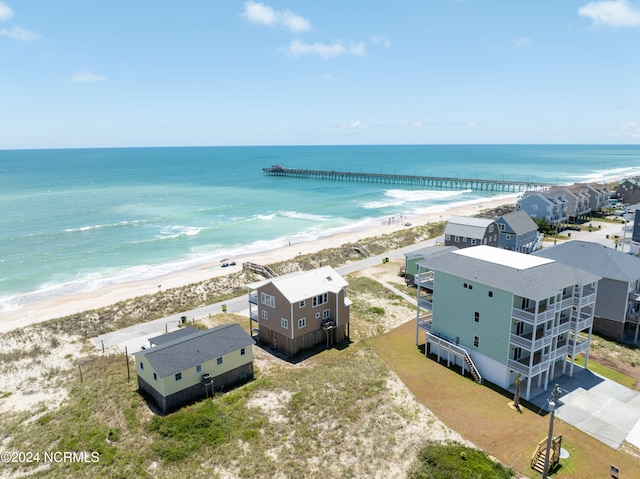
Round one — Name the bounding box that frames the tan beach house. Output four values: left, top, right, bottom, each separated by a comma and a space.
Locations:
247, 265, 351, 356
133, 323, 255, 414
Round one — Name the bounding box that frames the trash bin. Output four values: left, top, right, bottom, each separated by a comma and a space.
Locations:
181, 316, 187, 324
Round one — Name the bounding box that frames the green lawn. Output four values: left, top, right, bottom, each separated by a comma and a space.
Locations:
574, 355, 637, 389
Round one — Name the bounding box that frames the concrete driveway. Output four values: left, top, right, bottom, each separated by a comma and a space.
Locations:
529, 367, 640, 450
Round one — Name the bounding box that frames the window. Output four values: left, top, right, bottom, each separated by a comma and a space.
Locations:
473, 336, 479, 347
175, 372, 182, 381
499, 224, 505, 231
489, 224, 494, 232
315, 312, 320, 319
261, 292, 275, 308
153, 372, 157, 381
455, 236, 460, 242
471, 238, 477, 245
281, 318, 289, 329
506, 234, 511, 240
463, 236, 468, 243
262, 309, 268, 320
474, 311, 480, 323
488, 291, 493, 298
140, 361, 144, 370
196, 365, 202, 373
299, 300, 305, 308
469, 284, 473, 290
323, 309, 331, 319
532, 204, 538, 211
217, 357, 223, 365
312, 293, 328, 307
445, 234, 450, 241
298, 317, 307, 329
463, 283, 468, 289
240, 348, 246, 356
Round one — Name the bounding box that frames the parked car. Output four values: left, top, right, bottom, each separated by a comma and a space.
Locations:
565, 225, 582, 231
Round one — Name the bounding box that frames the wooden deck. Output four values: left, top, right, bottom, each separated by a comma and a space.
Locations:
263, 165, 553, 192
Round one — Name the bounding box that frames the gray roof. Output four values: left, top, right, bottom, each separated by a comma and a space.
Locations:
404, 245, 458, 260
149, 326, 199, 346
497, 210, 538, 235
133, 323, 254, 378
419, 245, 600, 300
534, 241, 640, 284
444, 216, 496, 239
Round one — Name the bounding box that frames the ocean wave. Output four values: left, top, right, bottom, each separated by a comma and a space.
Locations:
63, 219, 145, 233
156, 225, 203, 239
360, 188, 474, 209
280, 211, 331, 221
573, 166, 640, 184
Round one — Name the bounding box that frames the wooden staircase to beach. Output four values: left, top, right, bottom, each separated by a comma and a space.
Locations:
531, 435, 562, 474
463, 352, 483, 384
352, 244, 370, 257
242, 262, 278, 278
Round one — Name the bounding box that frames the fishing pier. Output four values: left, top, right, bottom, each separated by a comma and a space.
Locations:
263, 165, 552, 192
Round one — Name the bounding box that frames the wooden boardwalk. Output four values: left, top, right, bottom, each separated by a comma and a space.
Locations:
263, 165, 552, 192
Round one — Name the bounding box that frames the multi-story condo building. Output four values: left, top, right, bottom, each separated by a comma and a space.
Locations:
415, 245, 600, 400
548, 186, 591, 222
535, 240, 640, 343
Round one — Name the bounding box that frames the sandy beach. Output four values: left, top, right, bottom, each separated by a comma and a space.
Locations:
0, 194, 518, 333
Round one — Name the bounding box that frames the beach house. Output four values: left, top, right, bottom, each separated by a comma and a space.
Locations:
443, 215, 499, 249
534, 241, 640, 343
516, 191, 569, 226
415, 245, 600, 400
574, 182, 610, 212
495, 209, 541, 254
548, 186, 591, 222
133, 323, 255, 414
247, 266, 351, 357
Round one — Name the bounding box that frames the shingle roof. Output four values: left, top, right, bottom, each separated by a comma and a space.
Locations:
419, 245, 600, 300
444, 216, 496, 239
246, 265, 347, 303
497, 210, 538, 235
149, 326, 199, 346
404, 245, 458, 260
133, 323, 254, 378
534, 241, 640, 283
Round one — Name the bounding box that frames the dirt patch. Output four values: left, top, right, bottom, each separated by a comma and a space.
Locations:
587, 351, 640, 390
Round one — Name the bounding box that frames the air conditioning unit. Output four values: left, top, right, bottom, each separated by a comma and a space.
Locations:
201, 373, 212, 384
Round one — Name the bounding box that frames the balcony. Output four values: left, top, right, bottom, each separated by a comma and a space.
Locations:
568, 335, 590, 355
509, 329, 552, 350
508, 353, 548, 376
415, 271, 434, 288
249, 292, 258, 304
512, 307, 536, 324
571, 313, 593, 332
418, 293, 433, 311
250, 310, 258, 321
417, 315, 432, 332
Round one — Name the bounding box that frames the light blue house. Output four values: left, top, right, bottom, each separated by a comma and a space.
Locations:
415, 245, 600, 400
516, 191, 568, 225
495, 210, 541, 254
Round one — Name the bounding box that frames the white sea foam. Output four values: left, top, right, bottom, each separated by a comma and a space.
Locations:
156, 225, 203, 239
361, 188, 474, 209
280, 211, 331, 221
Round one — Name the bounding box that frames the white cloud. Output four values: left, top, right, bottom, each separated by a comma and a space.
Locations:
617, 121, 640, 138
371, 33, 392, 48
69, 72, 106, 83
0, 26, 40, 42
0, 2, 13, 21
286, 39, 365, 59
514, 37, 534, 47
343, 120, 368, 129
243, 1, 311, 33
579, 0, 640, 27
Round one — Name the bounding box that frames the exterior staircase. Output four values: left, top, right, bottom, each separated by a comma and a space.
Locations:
531, 435, 562, 474
463, 352, 483, 384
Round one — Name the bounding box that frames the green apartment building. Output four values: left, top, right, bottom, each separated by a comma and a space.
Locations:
415, 245, 600, 400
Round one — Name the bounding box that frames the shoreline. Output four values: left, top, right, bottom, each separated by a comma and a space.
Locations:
0, 194, 519, 333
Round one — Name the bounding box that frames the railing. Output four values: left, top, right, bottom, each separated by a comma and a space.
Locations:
414, 271, 434, 287
417, 317, 432, 332
512, 307, 536, 324
249, 292, 258, 304
507, 357, 547, 376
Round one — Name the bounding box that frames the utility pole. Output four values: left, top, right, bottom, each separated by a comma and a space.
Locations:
542, 384, 559, 479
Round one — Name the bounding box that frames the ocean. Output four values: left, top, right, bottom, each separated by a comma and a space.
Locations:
2, 144, 640, 312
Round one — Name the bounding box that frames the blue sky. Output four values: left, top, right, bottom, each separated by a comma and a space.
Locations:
1, 1, 639, 149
